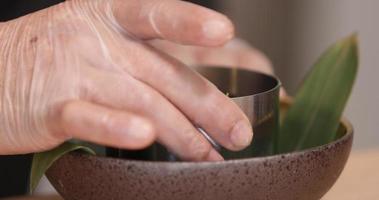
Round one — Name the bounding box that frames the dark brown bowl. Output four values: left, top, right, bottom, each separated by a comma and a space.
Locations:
46, 101, 353, 200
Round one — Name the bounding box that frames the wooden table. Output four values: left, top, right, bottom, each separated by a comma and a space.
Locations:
7, 149, 379, 200
323, 149, 379, 199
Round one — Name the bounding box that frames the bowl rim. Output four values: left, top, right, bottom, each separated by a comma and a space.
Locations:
79, 118, 353, 166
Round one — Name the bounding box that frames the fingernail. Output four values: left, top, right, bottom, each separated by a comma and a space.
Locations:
202, 19, 233, 42
230, 120, 253, 150
205, 148, 224, 161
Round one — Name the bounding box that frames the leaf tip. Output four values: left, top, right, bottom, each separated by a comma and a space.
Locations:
341, 33, 359, 68
345, 33, 359, 48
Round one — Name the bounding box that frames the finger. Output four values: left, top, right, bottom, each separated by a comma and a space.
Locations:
193, 48, 273, 74
148, 39, 199, 66
280, 88, 288, 99
123, 44, 253, 152
84, 70, 223, 161
149, 39, 289, 99
150, 38, 274, 74
59, 100, 155, 150
110, 0, 234, 46
195, 40, 274, 75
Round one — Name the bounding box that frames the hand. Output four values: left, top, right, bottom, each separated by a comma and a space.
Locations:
0, 0, 253, 161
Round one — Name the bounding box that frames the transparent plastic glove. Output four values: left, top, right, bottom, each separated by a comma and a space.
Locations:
0, 0, 253, 161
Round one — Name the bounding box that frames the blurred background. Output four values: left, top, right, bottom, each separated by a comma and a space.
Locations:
218, 0, 378, 150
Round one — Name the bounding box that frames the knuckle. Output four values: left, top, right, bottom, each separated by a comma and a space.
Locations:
58, 100, 84, 138
203, 78, 217, 90
185, 131, 211, 160
202, 80, 220, 101
60, 100, 79, 122
193, 82, 222, 123
99, 111, 116, 131
139, 91, 155, 107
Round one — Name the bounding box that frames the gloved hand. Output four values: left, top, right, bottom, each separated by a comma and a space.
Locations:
0, 0, 254, 161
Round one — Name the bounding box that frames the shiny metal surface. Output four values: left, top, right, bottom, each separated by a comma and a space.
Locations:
197, 67, 280, 124
197, 67, 280, 158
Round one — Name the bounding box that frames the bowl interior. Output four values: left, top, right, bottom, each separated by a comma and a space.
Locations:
196, 67, 280, 97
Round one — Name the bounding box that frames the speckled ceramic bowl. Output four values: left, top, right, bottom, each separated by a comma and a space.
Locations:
46, 99, 353, 200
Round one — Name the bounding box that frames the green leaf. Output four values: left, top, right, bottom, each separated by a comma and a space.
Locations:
29, 142, 95, 193
278, 34, 359, 153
